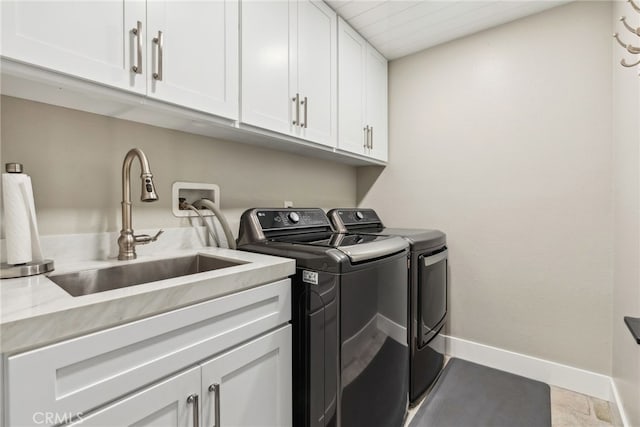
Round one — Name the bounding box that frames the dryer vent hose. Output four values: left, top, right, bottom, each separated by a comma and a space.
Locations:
191, 198, 237, 250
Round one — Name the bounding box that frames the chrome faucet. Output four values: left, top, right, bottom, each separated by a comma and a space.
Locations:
117, 148, 163, 260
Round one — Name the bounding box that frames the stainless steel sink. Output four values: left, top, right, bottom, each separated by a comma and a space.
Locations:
49, 254, 248, 297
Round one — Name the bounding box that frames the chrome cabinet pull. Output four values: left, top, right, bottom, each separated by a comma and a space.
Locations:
187, 394, 200, 427
301, 96, 308, 128
369, 126, 373, 149
131, 21, 143, 74
208, 383, 221, 427
153, 31, 164, 80
292, 93, 300, 126
363, 125, 369, 149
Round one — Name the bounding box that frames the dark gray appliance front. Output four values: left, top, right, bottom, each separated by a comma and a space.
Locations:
339, 251, 408, 427
327, 208, 448, 405
236, 208, 409, 427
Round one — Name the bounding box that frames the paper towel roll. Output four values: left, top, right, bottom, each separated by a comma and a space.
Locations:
2, 172, 43, 265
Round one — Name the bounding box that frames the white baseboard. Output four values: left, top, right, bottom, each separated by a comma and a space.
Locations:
444, 335, 614, 402
610, 377, 631, 427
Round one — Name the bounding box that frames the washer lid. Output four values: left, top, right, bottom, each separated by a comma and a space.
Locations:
270, 232, 408, 263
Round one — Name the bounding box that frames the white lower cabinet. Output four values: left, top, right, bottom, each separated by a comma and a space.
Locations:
200, 326, 292, 427
67, 366, 201, 427
66, 326, 292, 427
5, 280, 292, 427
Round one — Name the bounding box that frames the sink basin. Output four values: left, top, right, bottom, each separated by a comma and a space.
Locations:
49, 254, 248, 297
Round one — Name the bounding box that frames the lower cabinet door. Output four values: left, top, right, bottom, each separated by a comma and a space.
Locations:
200, 325, 293, 427
66, 366, 201, 427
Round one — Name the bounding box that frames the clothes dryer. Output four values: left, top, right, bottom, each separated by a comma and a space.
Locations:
328, 208, 447, 405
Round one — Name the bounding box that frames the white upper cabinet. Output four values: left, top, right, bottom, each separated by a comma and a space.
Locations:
241, 0, 291, 135
1, 0, 239, 119
365, 46, 388, 161
1, 0, 388, 164
0, 1, 146, 94
146, 1, 239, 118
241, 0, 337, 148
296, 0, 337, 146
337, 19, 367, 156
338, 18, 388, 161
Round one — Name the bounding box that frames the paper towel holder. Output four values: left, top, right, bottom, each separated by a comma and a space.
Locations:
1, 162, 55, 279
0, 260, 55, 279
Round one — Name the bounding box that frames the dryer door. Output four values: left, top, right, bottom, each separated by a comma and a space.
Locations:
417, 249, 448, 347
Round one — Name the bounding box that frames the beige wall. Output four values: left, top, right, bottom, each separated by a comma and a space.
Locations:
612, 1, 640, 424
359, 2, 614, 374
0, 96, 357, 236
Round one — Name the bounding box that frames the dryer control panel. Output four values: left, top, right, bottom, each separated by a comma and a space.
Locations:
328, 208, 383, 231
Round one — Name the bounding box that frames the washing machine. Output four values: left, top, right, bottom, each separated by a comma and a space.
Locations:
328, 208, 447, 405
237, 208, 410, 427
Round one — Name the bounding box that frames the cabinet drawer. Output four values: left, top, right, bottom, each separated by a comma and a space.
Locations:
65, 366, 201, 427
7, 279, 291, 426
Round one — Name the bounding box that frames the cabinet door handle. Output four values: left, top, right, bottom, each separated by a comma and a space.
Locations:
369, 126, 373, 149
292, 93, 300, 126
208, 383, 221, 427
363, 125, 369, 149
131, 21, 143, 74
187, 394, 200, 427
301, 96, 308, 128
152, 31, 163, 81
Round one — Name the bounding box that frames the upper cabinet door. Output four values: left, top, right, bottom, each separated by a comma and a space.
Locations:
241, 0, 337, 147
1, 1, 146, 94
337, 18, 388, 161
241, 1, 293, 135
337, 18, 367, 156
296, 0, 337, 147
146, 0, 238, 118
366, 45, 388, 162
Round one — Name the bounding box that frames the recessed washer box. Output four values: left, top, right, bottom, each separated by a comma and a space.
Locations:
172, 182, 220, 218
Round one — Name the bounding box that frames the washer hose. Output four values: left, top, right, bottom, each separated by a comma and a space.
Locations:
193, 198, 237, 250
179, 199, 221, 247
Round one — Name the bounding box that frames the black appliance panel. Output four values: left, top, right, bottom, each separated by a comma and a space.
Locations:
417, 249, 448, 347
271, 232, 389, 247
292, 269, 338, 427
340, 251, 409, 427
256, 209, 332, 230
332, 208, 382, 228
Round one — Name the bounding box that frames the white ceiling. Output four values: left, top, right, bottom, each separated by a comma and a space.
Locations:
326, 1, 570, 60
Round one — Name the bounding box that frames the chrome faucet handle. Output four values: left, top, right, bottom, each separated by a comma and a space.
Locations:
134, 229, 164, 245
151, 229, 164, 241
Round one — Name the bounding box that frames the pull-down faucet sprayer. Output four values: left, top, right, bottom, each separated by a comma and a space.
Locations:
118, 148, 163, 260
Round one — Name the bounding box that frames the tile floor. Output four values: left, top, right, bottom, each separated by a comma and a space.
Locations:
404, 359, 623, 427
550, 386, 621, 427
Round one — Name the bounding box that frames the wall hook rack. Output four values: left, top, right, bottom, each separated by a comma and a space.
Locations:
620, 16, 640, 36
614, 0, 640, 74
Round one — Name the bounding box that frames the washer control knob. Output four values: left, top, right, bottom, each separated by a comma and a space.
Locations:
288, 212, 300, 223
355, 211, 365, 220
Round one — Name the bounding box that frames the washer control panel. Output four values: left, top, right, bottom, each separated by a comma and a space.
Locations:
256, 208, 331, 230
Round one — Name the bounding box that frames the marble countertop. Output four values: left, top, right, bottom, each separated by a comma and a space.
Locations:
1, 247, 295, 354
